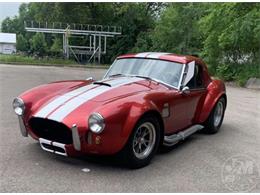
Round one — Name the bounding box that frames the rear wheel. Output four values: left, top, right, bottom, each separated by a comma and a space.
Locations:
203, 97, 226, 134
120, 114, 161, 169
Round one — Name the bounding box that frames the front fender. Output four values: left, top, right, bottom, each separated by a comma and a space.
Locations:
198, 79, 226, 123
121, 100, 159, 138
97, 98, 160, 154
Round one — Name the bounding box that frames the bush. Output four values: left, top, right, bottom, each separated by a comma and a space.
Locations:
17, 34, 29, 52
216, 62, 260, 86
235, 63, 260, 86
216, 64, 237, 81
30, 33, 48, 57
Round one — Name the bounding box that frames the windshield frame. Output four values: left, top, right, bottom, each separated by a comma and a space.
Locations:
103, 58, 186, 90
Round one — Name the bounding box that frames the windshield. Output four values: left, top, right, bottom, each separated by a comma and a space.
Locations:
104, 58, 183, 88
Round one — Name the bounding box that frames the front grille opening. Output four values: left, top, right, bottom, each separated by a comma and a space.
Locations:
29, 117, 72, 144
42, 143, 53, 150
42, 143, 66, 153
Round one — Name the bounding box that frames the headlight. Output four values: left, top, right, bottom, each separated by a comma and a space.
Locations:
88, 113, 105, 133
13, 97, 25, 116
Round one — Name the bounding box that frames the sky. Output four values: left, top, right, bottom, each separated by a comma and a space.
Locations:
0, 2, 22, 25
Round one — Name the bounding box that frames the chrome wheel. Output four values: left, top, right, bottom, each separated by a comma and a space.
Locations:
214, 101, 224, 127
132, 122, 156, 160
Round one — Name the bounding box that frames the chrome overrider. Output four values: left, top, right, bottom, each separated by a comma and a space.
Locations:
71, 124, 81, 151
18, 115, 28, 137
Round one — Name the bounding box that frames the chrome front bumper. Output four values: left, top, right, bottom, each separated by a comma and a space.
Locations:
18, 116, 81, 155
39, 138, 67, 156
38, 124, 81, 156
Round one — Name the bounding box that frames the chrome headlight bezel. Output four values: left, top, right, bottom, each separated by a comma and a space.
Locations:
88, 113, 105, 134
13, 97, 25, 116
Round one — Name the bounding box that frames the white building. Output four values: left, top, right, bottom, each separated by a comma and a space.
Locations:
0, 33, 16, 54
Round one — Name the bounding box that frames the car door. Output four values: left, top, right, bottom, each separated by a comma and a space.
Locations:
184, 63, 207, 125
166, 62, 207, 134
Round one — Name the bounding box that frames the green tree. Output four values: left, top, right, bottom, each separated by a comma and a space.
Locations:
30, 33, 47, 56
50, 37, 62, 56
106, 3, 155, 62
1, 17, 21, 33
1, 1, 258, 84
1, 2, 159, 63
16, 34, 29, 52
199, 3, 260, 73
151, 3, 209, 54
131, 31, 153, 52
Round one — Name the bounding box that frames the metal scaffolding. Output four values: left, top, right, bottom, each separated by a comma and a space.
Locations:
24, 21, 122, 64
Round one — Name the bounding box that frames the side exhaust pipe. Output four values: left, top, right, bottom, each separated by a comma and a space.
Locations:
163, 124, 204, 146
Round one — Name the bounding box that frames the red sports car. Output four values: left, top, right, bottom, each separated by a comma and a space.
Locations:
13, 52, 226, 168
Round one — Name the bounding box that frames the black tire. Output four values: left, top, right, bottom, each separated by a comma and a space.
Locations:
203, 97, 226, 134
119, 114, 161, 169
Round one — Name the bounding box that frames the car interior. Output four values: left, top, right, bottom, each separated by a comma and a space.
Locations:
186, 64, 204, 89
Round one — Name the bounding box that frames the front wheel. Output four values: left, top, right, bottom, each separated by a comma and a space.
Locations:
120, 115, 161, 169
203, 97, 226, 134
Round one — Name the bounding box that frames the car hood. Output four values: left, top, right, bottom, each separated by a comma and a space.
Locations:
33, 76, 157, 123
59, 77, 153, 102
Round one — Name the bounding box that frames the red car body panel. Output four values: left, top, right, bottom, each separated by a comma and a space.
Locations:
17, 52, 226, 157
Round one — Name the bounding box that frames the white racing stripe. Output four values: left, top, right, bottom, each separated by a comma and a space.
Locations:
47, 85, 108, 122
34, 84, 95, 118
135, 52, 152, 58
46, 77, 143, 122
146, 52, 171, 59
135, 52, 170, 59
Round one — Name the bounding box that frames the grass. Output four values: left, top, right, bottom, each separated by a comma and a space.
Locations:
0, 54, 77, 65
0, 54, 109, 69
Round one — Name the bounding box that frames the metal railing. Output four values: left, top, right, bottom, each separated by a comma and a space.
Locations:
24, 21, 122, 64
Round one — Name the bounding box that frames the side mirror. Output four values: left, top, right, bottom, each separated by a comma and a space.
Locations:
181, 86, 190, 95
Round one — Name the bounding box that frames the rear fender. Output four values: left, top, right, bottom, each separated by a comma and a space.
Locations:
198, 80, 226, 123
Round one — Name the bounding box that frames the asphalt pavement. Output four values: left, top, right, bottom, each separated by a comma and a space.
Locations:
0, 64, 259, 192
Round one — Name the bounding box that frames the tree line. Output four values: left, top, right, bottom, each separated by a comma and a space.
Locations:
1, 2, 259, 84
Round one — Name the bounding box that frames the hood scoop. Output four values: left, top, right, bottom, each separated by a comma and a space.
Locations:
93, 81, 111, 87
